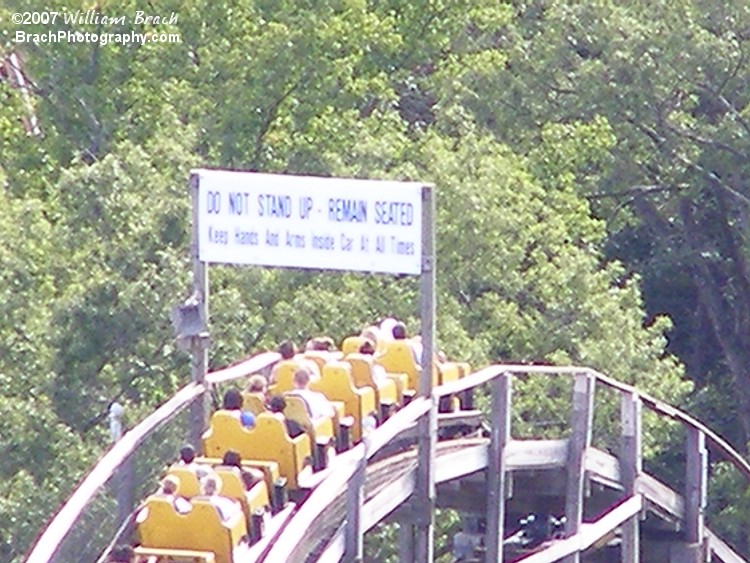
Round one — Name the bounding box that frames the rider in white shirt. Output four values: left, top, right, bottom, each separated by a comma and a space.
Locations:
199, 474, 241, 521
288, 367, 334, 420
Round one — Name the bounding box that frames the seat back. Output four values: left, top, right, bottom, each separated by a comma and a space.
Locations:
341, 336, 367, 356
314, 362, 376, 441
214, 466, 246, 499
347, 353, 398, 406
202, 411, 248, 459
439, 362, 463, 384
242, 392, 267, 415
345, 353, 378, 389
302, 350, 341, 373
203, 411, 311, 489
284, 393, 335, 440
214, 465, 270, 517
166, 465, 202, 497
195, 456, 280, 497
376, 341, 438, 391
269, 359, 301, 393
136, 495, 246, 563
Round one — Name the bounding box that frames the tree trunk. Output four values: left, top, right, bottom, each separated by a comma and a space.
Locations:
679, 197, 750, 454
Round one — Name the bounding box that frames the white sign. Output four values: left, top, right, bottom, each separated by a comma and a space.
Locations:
193, 169, 425, 275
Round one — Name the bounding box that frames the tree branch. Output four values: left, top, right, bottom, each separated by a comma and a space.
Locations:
251, 75, 306, 168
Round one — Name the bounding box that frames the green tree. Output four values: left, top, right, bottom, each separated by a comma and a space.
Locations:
5, 0, 742, 558
441, 0, 750, 454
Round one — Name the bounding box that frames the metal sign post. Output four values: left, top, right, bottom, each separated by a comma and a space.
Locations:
188, 173, 209, 450
187, 170, 436, 556
415, 184, 436, 562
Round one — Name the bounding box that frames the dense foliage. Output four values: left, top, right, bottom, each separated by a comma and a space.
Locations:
1, 0, 748, 559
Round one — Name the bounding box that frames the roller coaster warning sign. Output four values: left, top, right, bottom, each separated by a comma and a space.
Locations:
192, 169, 425, 275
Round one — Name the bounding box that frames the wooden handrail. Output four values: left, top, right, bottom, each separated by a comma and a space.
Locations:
436, 364, 750, 481
264, 398, 434, 561
25, 382, 205, 563
593, 369, 750, 481
206, 352, 279, 385
26, 353, 279, 563
365, 397, 430, 460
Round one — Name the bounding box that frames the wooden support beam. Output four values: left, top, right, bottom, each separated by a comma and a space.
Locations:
414, 401, 437, 562
685, 426, 707, 545
344, 454, 366, 562
485, 373, 512, 563
563, 372, 595, 563
706, 528, 746, 563
398, 519, 415, 563
620, 392, 642, 563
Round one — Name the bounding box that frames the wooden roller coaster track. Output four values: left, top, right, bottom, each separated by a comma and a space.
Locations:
26, 358, 750, 563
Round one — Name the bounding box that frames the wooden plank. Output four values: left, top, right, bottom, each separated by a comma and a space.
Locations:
317, 526, 347, 563
635, 474, 684, 519
563, 372, 595, 563
310, 467, 419, 563
434, 365, 510, 396
584, 448, 621, 488
705, 528, 747, 563
434, 443, 488, 483
362, 469, 417, 531
505, 439, 568, 470
485, 373, 511, 563
517, 495, 643, 563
